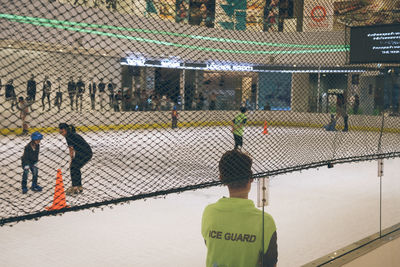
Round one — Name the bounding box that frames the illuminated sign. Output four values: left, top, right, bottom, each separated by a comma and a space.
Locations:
206, 63, 253, 71
160, 59, 181, 68
126, 58, 146, 66
120, 57, 366, 73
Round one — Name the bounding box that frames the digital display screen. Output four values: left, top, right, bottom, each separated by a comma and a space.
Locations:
350, 24, 400, 64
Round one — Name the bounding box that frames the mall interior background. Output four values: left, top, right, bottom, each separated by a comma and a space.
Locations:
1, 0, 400, 116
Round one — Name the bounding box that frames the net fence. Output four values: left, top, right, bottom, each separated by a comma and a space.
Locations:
1, 0, 400, 225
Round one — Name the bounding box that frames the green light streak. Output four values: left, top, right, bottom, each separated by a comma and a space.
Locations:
0, 13, 349, 55
1, 13, 349, 50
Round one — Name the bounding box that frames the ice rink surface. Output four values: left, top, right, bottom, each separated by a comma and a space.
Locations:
0, 126, 400, 266
1, 125, 399, 219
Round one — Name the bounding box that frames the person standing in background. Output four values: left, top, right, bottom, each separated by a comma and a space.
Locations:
209, 92, 217, 110
89, 78, 96, 110
27, 74, 37, 111
107, 81, 114, 108
76, 77, 85, 112
353, 94, 360, 115
336, 93, 349, 132
41, 76, 52, 111
232, 107, 247, 150
171, 106, 178, 129
17, 96, 31, 135
55, 77, 63, 112
98, 78, 106, 110
67, 77, 76, 111
5, 79, 16, 111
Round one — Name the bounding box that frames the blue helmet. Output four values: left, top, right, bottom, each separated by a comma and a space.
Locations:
31, 131, 43, 141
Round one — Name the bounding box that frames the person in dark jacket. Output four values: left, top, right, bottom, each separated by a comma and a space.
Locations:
59, 123, 93, 195
67, 77, 76, 111
98, 78, 106, 110
21, 132, 43, 194
107, 82, 114, 108
27, 74, 37, 104
76, 77, 85, 111
5, 79, 16, 111
336, 93, 349, 132
41, 76, 52, 111
89, 78, 96, 110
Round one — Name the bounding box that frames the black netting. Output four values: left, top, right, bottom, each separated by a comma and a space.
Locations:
1, 0, 400, 225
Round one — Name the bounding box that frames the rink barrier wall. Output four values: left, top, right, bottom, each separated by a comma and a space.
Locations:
304, 223, 400, 266
1, 110, 400, 136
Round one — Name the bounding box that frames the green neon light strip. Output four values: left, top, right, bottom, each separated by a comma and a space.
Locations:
0, 13, 349, 50
0, 15, 349, 55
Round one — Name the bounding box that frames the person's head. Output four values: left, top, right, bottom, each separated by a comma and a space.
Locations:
45, 75, 49, 80
31, 74, 35, 79
58, 123, 75, 137
240, 107, 247, 113
31, 131, 43, 145
18, 96, 24, 102
219, 150, 253, 191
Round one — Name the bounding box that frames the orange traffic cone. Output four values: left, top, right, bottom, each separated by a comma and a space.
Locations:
46, 169, 70, 211
263, 121, 268, 135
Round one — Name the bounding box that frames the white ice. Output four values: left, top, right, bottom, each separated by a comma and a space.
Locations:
0, 157, 399, 267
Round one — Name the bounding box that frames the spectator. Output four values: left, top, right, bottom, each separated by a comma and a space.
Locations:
171, 106, 178, 129
54, 77, 63, 112
5, 79, 16, 111
232, 107, 247, 150
108, 82, 114, 108
113, 90, 121, 112
201, 150, 278, 267
197, 92, 205, 110
67, 77, 76, 111
21, 132, 44, 194
141, 90, 148, 111
89, 78, 96, 110
58, 123, 93, 196
353, 94, 359, 115
41, 76, 51, 111
98, 78, 106, 110
336, 93, 349, 132
160, 95, 167, 111
27, 74, 37, 108
17, 96, 31, 135
76, 77, 85, 111
209, 92, 217, 110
